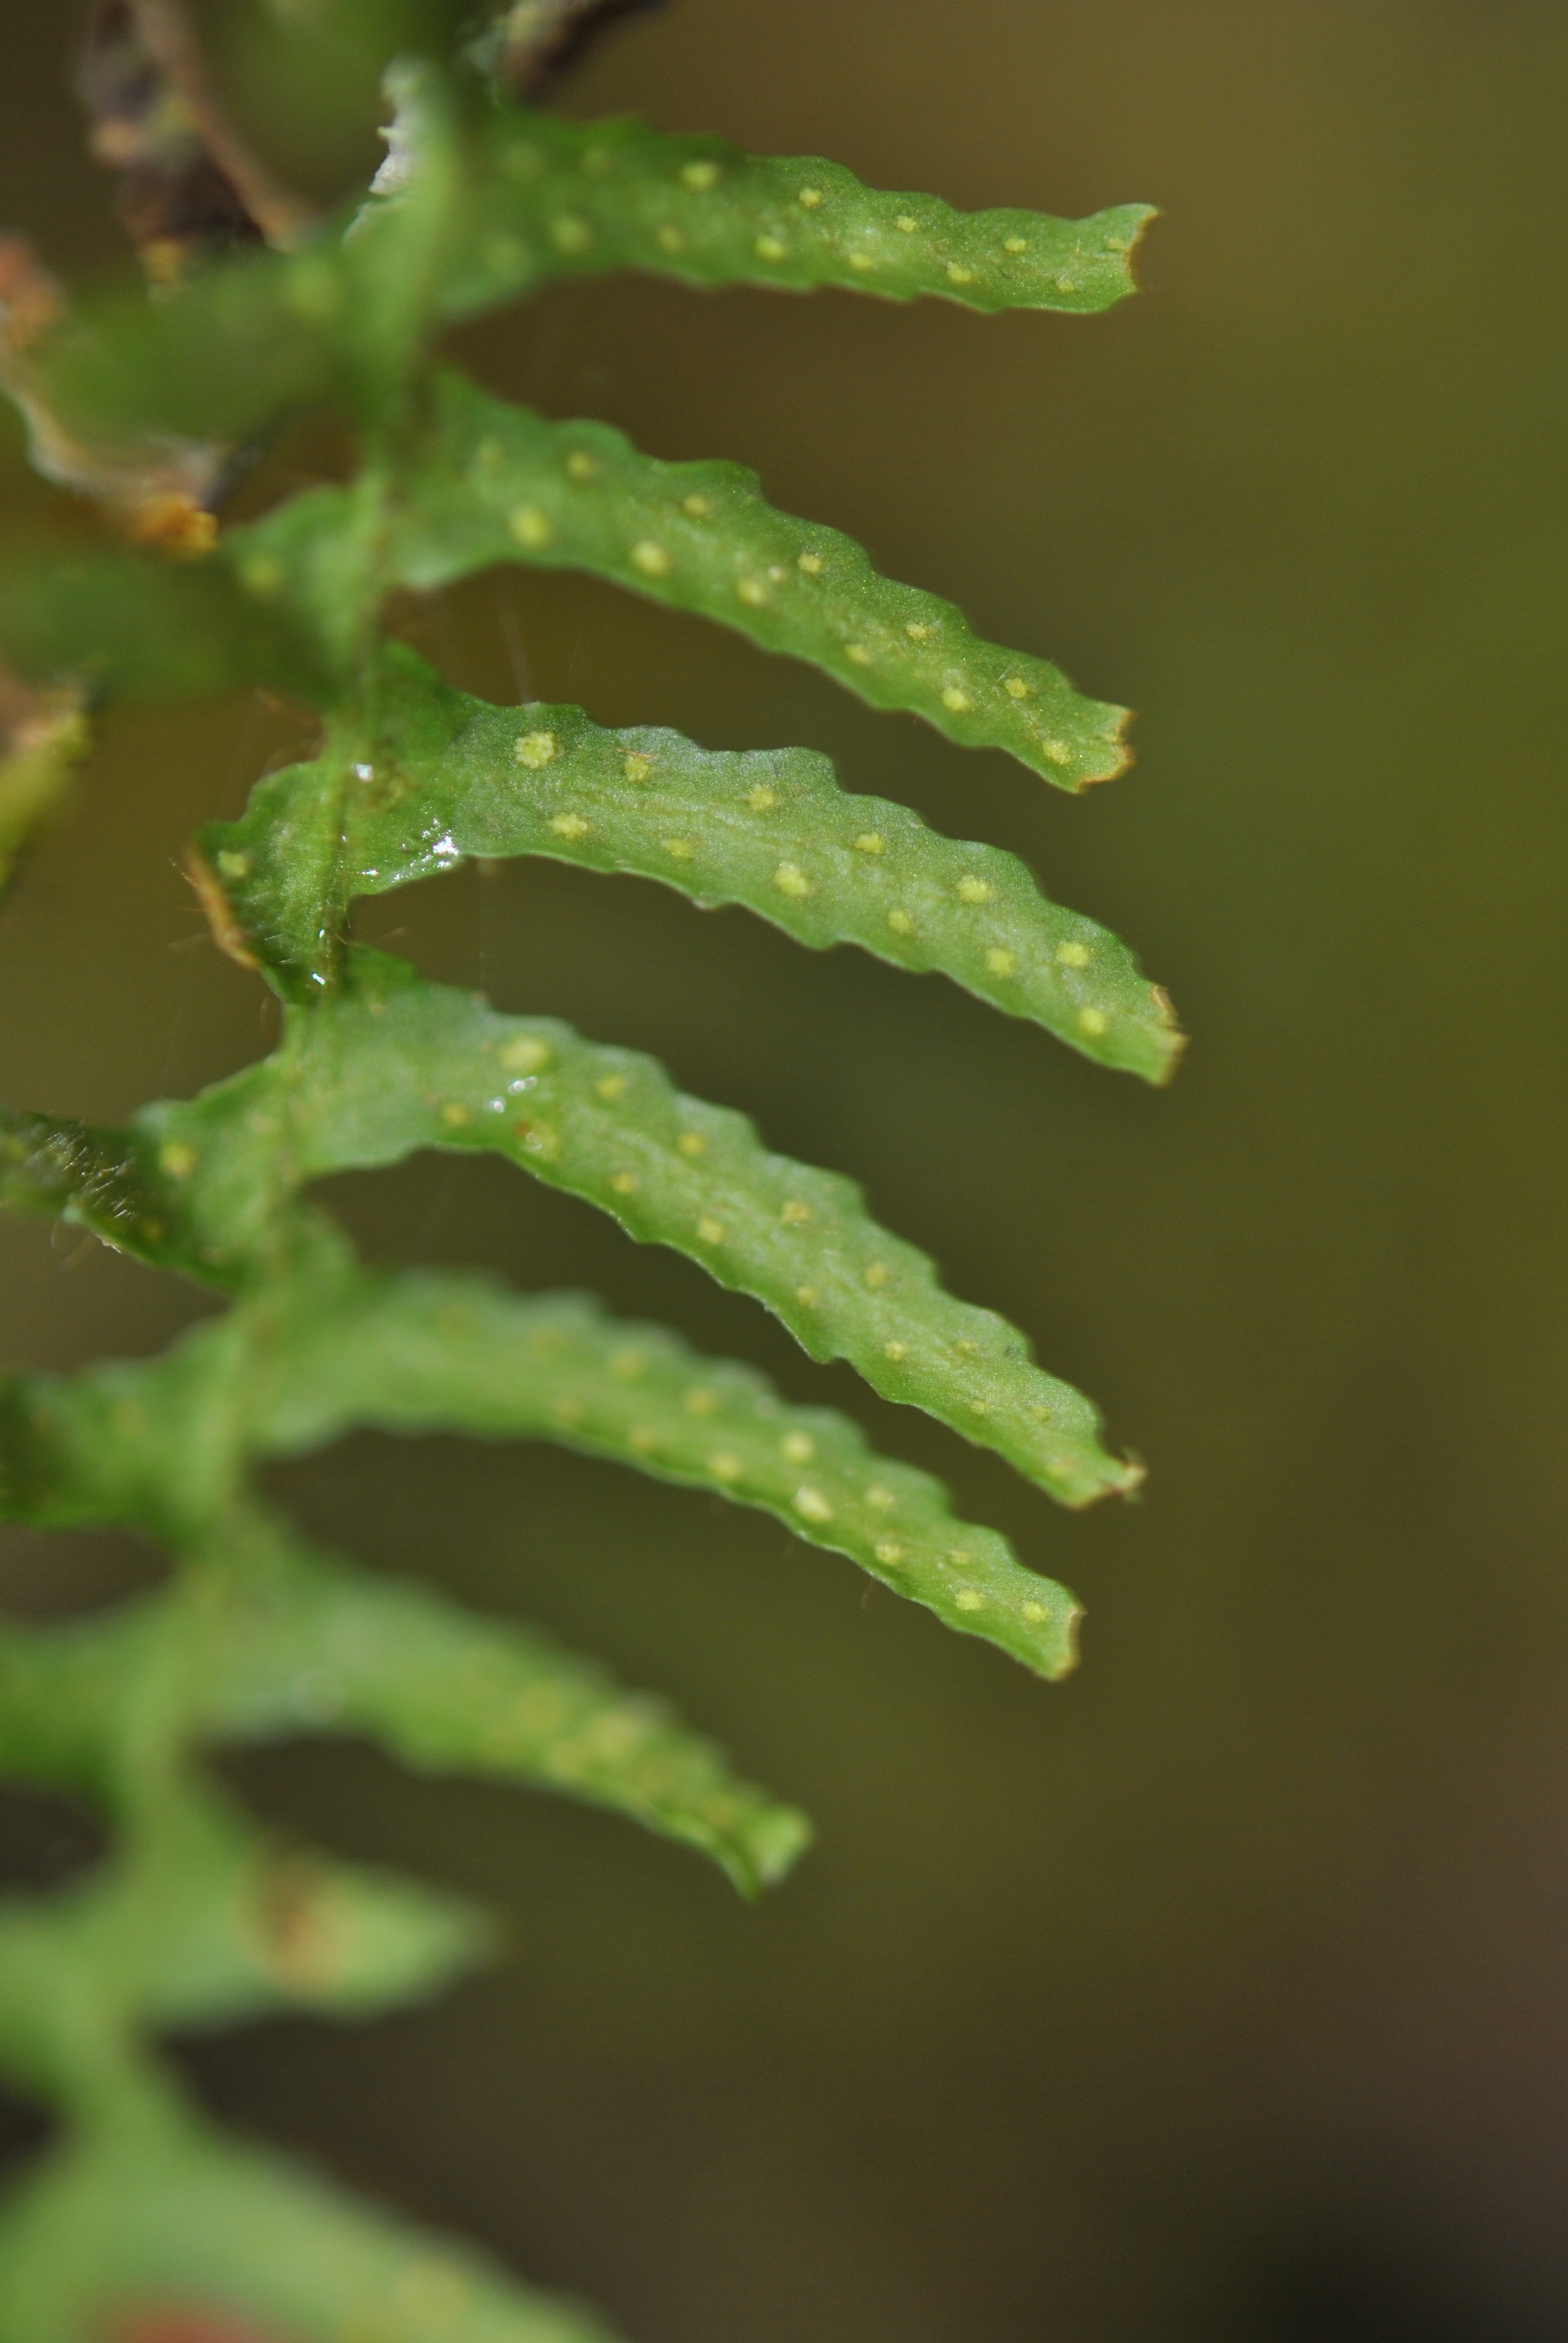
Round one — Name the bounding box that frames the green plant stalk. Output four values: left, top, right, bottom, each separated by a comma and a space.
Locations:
0, 25, 1175, 2340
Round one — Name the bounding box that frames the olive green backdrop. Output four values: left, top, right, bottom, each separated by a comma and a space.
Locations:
1, 1, 1565, 2336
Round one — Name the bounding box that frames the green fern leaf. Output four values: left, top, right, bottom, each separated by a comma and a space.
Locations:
201, 641, 1178, 1078
0, 545, 316, 704
0, 2118, 624, 2343
0, 1497, 809, 1896
2, 1265, 1082, 1680
246, 1272, 1085, 1678
350, 371, 1129, 785
457, 101, 1154, 316
4, 958, 1140, 1508
31, 74, 1148, 455
0, 1106, 195, 1277
1, 954, 1138, 1504
211, 1523, 812, 1895
181, 953, 1135, 1504
0, 11, 1173, 2326
0, 1794, 490, 2073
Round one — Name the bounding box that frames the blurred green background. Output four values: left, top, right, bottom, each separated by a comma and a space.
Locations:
2, 1, 1567, 2335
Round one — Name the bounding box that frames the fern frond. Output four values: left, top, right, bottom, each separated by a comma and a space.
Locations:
4, 1265, 1080, 1679
414, 64, 1154, 324
0, 1495, 809, 1895
1, 962, 1135, 1506
0, 2118, 624, 2343
0, 1785, 490, 2068
31, 72, 1149, 454
0, 1105, 201, 1276
200, 641, 1177, 1078
0, 543, 315, 703
266, 960, 1140, 1504
212, 1522, 813, 1894
457, 103, 1154, 316
249, 1274, 1085, 1679
341, 370, 1127, 785
0, 11, 1174, 2330
48, 949, 1126, 1505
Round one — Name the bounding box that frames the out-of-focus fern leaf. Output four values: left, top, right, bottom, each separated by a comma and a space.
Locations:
0, 544, 316, 703
0, 1785, 491, 2078
359, 372, 1128, 786
0, 2116, 625, 2343
213, 1520, 813, 1892
0, 227, 232, 539
0, 1101, 242, 1292
1, 1272, 1080, 1677
25, 66, 462, 453
0, 667, 87, 893
79, 0, 315, 274
0, 1509, 808, 1895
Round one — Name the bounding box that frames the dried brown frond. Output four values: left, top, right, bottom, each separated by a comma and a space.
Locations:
80, 1, 313, 278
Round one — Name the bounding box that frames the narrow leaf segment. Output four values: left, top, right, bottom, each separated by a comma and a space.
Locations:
458, 101, 1155, 318
252, 1275, 1086, 1680
3, 1268, 1082, 1680
203, 643, 1180, 1080
0, 951, 1139, 1510
0, 1769, 491, 2064
131, 951, 1140, 1507
348, 372, 1129, 787
0, 2114, 625, 2343
30, 82, 1151, 450
0, 1499, 808, 1897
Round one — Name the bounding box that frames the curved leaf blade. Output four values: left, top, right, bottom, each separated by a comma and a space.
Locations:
1, 1268, 1082, 1681
0, 968, 1142, 1507
0, 2119, 624, 2343
218, 953, 1140, 1507
214, 643, 1176, 1080
25, 85, 1149, 455
0, 1797, 488, 2083
459, 104, 1154, 318
358, 370, 1129, 787
0, 975, 1140, 1510
0, 1490, 808, 1896
208, 1519, 812, 1895
252, 1271, 1083, 1679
